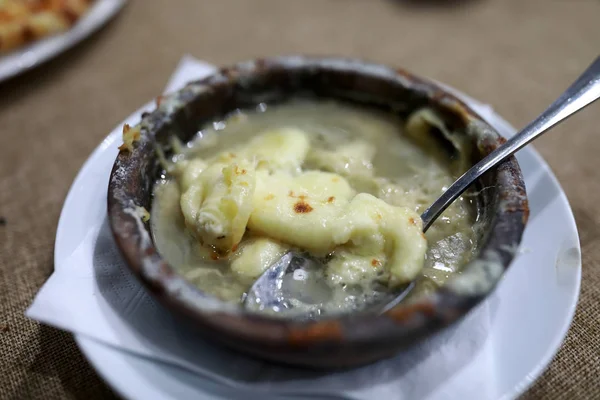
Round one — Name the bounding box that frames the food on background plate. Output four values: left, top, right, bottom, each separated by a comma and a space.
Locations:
147, 100, 480, 316
0, 0, 95, 53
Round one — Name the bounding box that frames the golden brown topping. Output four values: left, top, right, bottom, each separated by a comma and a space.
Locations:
409, 217, 416, 225
233, 166, 248, 175
371, 259, 381, 267
118, 124, 141, 152
294, 201, 313, 214
327, 196, 335, 203
286, 190, 308, 200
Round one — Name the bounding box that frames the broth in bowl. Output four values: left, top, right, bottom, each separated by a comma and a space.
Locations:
150, 100, 480, 317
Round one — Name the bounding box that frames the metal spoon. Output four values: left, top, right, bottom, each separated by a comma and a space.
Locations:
244, 56, 600, 315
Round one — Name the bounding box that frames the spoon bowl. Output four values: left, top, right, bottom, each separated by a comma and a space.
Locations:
244, 251, 415, 316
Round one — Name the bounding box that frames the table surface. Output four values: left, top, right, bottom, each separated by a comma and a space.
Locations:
1, 0, 599, 398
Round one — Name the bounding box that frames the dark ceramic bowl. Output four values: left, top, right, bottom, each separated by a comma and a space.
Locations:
107, 56, 529, 369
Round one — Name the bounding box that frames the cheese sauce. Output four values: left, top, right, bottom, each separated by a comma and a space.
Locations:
151, 100, 480, 317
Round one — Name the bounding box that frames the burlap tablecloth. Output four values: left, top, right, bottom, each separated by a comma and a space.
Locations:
1, 0, 599, 398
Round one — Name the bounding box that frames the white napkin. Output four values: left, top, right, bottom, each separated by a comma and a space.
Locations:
27, 55, 502, 400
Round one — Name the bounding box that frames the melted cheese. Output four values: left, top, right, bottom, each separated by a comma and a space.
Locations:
331, 193, 427, 286
208, 127, 310, 174
249, 170, 355, 254
305, 140, 376, 178
242, 127, 310, 172
180, 159, 255, 252
176, 127, 427, 286
176, 158, 208, 192
230, 237, 288, 283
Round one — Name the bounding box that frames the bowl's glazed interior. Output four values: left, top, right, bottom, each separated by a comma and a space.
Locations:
108, 56, 528, 368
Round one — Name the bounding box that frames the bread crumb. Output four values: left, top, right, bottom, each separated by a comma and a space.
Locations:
118, 124, 142, 152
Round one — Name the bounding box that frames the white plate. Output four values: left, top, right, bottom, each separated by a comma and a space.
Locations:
59, 90, 580, 399
0, 0, 126, 82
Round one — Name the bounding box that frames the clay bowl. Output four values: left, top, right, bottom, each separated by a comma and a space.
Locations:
107, 56, 529, 369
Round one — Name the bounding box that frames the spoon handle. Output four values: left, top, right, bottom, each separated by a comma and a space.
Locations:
421, 56, 600, 231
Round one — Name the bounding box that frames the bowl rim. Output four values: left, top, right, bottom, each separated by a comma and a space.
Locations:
107, 55, 529, 355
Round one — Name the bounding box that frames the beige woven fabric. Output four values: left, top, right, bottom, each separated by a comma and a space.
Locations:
1, 0, 599, 398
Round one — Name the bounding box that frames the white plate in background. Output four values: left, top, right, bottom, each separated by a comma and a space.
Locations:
0, 0, 126, 82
